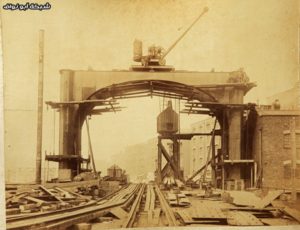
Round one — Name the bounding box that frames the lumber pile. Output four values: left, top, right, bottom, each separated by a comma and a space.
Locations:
6, 185, 92, 217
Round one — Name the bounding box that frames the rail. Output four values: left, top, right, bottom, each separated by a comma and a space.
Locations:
154, 185, 178, 226
122, 184, 146, 228
6, 184, 143, 230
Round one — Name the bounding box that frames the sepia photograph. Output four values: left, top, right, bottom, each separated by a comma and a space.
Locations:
1, 0, 300, 229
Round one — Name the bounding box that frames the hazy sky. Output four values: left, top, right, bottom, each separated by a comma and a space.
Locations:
2, 0, 299, 181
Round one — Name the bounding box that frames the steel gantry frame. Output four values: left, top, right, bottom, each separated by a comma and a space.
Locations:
45, 69, 256, 188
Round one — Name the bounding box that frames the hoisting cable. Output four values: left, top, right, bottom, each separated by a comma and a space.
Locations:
85, 117, 98, 178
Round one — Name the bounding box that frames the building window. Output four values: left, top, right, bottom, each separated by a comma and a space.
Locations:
284, 164, 300, 179
283, 133, 290, 148
284, 165, 291, 179
199, 157, 203, 165
283, 131, 300, 149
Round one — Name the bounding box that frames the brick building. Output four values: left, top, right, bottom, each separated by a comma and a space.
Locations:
252, 110, 300, 189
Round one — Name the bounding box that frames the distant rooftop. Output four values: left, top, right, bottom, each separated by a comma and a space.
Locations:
256, 109, 300, 116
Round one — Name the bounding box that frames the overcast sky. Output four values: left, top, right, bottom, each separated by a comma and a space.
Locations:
2, 0, 299, 181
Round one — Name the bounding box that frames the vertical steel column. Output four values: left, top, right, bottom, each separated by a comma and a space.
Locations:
59, 70, 75, 170
227, 89, 244, 180
173, 138, 180, 179
221, 108, 228, 188
35, 30, 44, 184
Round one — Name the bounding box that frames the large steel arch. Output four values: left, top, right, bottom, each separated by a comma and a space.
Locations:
73, 79, 220, 159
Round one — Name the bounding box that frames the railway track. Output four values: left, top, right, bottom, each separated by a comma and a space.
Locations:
6, 184, 143, 230
154, 184, 178, 226
122, 184, 146, 228
124, 184, 178, 228
7, 183, 179, 229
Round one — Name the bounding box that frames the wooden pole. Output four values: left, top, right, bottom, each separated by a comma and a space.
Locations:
85, 118, 97, 177
36, 30, 44, 184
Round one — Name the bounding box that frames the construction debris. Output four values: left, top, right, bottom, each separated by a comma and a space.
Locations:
6, 186, 93, 218
222, 189, 283, 208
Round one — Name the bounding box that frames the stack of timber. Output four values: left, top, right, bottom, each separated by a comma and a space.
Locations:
6, 185, 92, 217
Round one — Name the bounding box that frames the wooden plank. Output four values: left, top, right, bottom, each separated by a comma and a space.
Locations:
144, 185, 151, 211
107, 207, 128, 219
55, 187, 91, 201
6, 208, 20, 216
149, 186, 155, 210
256, 190, 283, 209
261, 218, 299, 226
227, 191, 259, 207
190, 206, 226, 220
222, 207, 278, 212
226, 190, 283, 208
6, 192, 28, 205
176, 210, 192, 223
283, 206, 300, 223
227, 211, 264, 226
178, 197, 190, 207
158, 141, 180, 178
19, 204, 39, 212
271, 200, 285, 209
54, 187, 75, 199
152, 208, 161, 225
23, 196, 47, 206
147, 210, 153, 225
185, 220, 224, 224
39, 185, 66, 204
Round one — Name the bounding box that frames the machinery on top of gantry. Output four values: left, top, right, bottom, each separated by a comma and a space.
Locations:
131, 7, 209, 72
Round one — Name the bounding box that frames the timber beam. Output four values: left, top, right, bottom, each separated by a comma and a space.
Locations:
157, 140, 182, 180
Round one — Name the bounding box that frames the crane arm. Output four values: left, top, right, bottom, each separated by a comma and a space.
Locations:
161, 7, 209, 60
